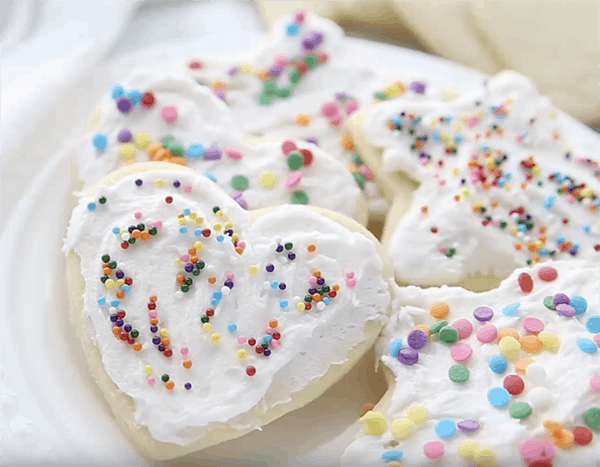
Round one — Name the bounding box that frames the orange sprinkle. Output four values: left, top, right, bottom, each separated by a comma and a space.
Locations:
150, 318, 158, 325
520, 335, 543, 353
490, 200, 498, 208
386, 121, 395, 130
141, 231, 150, 240
515, 358, 535, 374
183, 360, 192, 369
527, 242, 537, 252
102, 262, 109, 268
161, 338, 170, 346
269, 319, 278, 328
307, 244, 316, 252
146, 142, 162, 156
149, 295, 157, 302
188, 247, 196, 255
190, 256, 198, 264
454, 195, 461, 202
103, 267, 112, 275
178, 214, 185, 218
165, 381, 175, 390
208, 276, 216, 284
497, 328, 520, 343
235, 247, 243, 255
408, 113, 415, 120
176, 274, 185, 284
415, 140, 424, 149
133, 342, 142, 352
154, 148, 171, 161
112, 326, 120, 335
312, 270, 321, 278
514, 243, 523, 251
421, 206, 428, 214
543, 421, 574, 449
533, 255, 541, 263
340, 133, 354, 150
295, 113, 311, 126
116, 291, 125, 299
312, 293, 322, 302
256, 69, 268, 80
539, 226, 547, 234
430, 302, 450, 319
332, 284, 340, 291
132, 229, 141, 239
212, 80, 227, 90
168, 156, 186, 165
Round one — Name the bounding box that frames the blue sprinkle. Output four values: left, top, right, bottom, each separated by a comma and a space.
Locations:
112, 226, 120, 234
539, 248, 549, 256
121, 284, 130, 292
577, 338, 598, 354
322, 297, 330, 304
183, 208, 190, 215
544, 194, 556, 210
111, 84, 124, 99
263, 334, 272, 342
518, 224, 527, 233
179, 226, 187, 233
504, 172, 512, 180
558, 174, 567, 182
435, 419, 456, 438
573, 242, 580, 250
482, 144, 490, 150
487, 387, 510, 408
392, 115, 401, 125
497, 114, 505, 120
213, 290, 223, 300
556, 235, 565, 244
585, 316, 600, 334
270, 280, 279, 289
110, 299, 120, 307
280, 299, 288, 308
285, 22, 299, 36
187, 143, 205, 158
595, 198, 600, 207
97, 296, 106, 305
211, 298, 219, 306
216, 234, 224, 242
445, 116, 451, 122
583, 225, 590, 233
502, 302, 520, 316
488, 354, 508, 374
432, 132, 440, 141
390, 338, 403, 357
92, 133, 108, 150
228, 323, 237, 332
454, 135, 462, 143
194, 228, 202, 236
87, 202, 97, 211
127, 89, 142, 105
497, 177, 505, 186
381, 450, 403, 461
570, 296, 588, 315
204, 172, 217, 182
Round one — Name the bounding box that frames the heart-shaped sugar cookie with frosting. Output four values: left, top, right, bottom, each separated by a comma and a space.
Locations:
64, 162, 392, 460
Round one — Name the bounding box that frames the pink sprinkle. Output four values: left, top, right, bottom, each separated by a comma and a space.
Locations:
134, 212, 142, 219
437, 179, 446, 186
476, 324, 498, 343
565, 195, 575, 204
265, 326, 274, 334
590, 375, 600, 392
344, 100, 358, 116
308, 276, 318, 285
438, 245, 448, 254
328, 115, 342, 127
270, 339, 279, 349
453, 319, 473, 339
183, 183, 192, 193
537, 266, 558, 282
148, 311, 157, 319
451, 342, 473, 362
523, 317, 544, 334
359, 165, 375, 181
346, 278, 356, 288
281, 140, 297, 155
160, 105, 178, 122
180, 253, 190, 262
147, 376, 155, 385
238, 241, 246, 249
225, 147, 243, 160
491, 219, 500, 226
594, 334, 600, 348
345, 270, 355, 278
285, 171, 302, 188
180, 346, 189, 355
293, 9, 305, 23
419, 158, 429, 166
519, 439, 555, 460
467, 116, 480, 128
237, 335, 247, 345
154, 220, 163, 229
423, 441, 444, 458
226, 272, 235, 280
273, 53, 287, 68
320, 101, 338, 118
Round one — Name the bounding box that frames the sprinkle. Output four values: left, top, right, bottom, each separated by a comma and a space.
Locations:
359, 410, 386, 435
92, 133, 108, 151
457, 420, 480, 433
449, 364, 469, 382
407, 329, 428, 350
438, 326, 459, 343
453, 319, 473, 339
577, 338, 598, 354
518, 272, 534, 292
473, 306, 493, 322
391, 418, 413, 439
487, 387, 510, 407
423, 441, 444, 459
570, 296, 588, 315
499, 336, 521, 359
538, 266, 558, 281
435, 419, 456, 438
523, 317, 544, 334
584, 407, 600, 429
503, 375, 525, 395
407, 404, 428, 423
381, 450, 403, 462
259, 170, 276, 188
87, 202, 97, 211
389, 338, 403, 357
451, 343, 473, 362
430, 301, 449, 319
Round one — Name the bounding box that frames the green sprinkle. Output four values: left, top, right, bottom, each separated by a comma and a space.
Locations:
136, 223, 145, 231
181, 284, 189, 292
584, 407, 600, 429
439, 326, 459, 343
108, 261, 117, 269
192, 269, 200, 276
212, 206, 220, 213
322, 285, 330, 293
509, 402, 532, 420
130, 330, 139, 338
100, 276, 109, 283
258, 93, 274, 106
149, 228, 157, 235
284, 242, 293, 250
448, 364, 469, 382
197, 260, 205, 269
201, 315, 209, 323
305, 54, 317, 68
429, 320, 449, 335
353, 172, 365, 189
99, 197, 107, 204
101, 254, 110, 262
169, 141, 185, 156
499, 221, 507, 228
374, 92, 386, 100
231, 175, 249, 191
287, 151, 304, 170
351, 154, 362, 164
161, 374, 170, 382
184, 277, 192, 286
291, 190, 309, 205
160, 135, 176, 147
277, 87, 293, 98
263, 81, 277, 96
305, 295, 312, 302
128, 237, 136, 244
543, 296, 556, 310
262, 342, 269, 349
289, 69, 300, 84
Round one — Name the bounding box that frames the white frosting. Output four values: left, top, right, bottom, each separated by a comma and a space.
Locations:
64, 167, 390, 446
76, 72, 364, 220
342, 261, 600, 467
363, 71, 600, 285
185, 12, 461, 215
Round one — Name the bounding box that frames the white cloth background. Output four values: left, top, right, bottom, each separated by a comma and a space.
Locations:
1, 0, 264, 231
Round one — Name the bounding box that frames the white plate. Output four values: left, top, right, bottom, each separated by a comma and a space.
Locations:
0, 36, 484, 466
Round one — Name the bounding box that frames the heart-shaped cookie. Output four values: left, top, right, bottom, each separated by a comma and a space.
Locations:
342, 261, 599, 467
77, 71, 368, 224
349, 71, 600, 287
64, 161, 392, 459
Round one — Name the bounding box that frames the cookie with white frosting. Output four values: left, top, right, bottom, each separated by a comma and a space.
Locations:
77, 71, 369, 225
348, 71, 600, 286
64, 162, 392, 459
341, 261, 600, 467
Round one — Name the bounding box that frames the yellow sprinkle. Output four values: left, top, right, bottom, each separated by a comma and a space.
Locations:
119, 143, 136, 160
202, 323, 212, 332
159, 329, 169, 337
534, 240, 544, 249
249, 264, 258, 274
116, 279, 125, 287
259, 170, 276, 188
174, 258, 182, 265
144, 365, 153, 374
532, 165, 541, 175
155, 178, 163, 187
178, 218, 186, 225
461, 188, 470, 197
505, 183, 512, 190
485, 156, 495, 165
239, 62, 251, 73
452, 167, 460, 175
460, 115, 468, 122
237, 349, 247, 359
509, 226, 518, 235
213, 223, 222, 231
359, 410, 386, 435
441, 132, 449, 141
430, 118, 437, 126
459, 440, 480, 460
384, 83, 401, 98
507, 97, 514, 104
216, 211, 224, 219
296, 302, 306, 311
581, 187, 593, 197
474, 447, 496, 467
499, 336, 521, 359
194, 241, 203, 250
134, 132, 151, 148
538, 331, 560, 351
454, 123, 462, 131
385, 462, 403, 467
407, 404, 428, 423
105, 279, 115, 289
210, 333, 221, 343
391, 418, 413, 439
232, 233, 240, 241
224, 221, 233, 229
189, 212, 197, 219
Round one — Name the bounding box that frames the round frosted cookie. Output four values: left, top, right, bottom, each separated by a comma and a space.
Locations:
185, 11, 464, 217
77, 71, 369, 224
64, 162, 392, 460
349, 70, 600, 286
341, 261, 600, 467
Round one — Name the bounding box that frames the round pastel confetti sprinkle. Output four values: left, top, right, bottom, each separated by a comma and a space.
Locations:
281, 140, 297, 154
518, 272, 533, 293
116, 97, 132, 114
499, 336, 521, 359
543, 296, 556, 310
570, 296, 588, 315
577, 338, 598, 354
449, 364, 469, 382
291, 190, 309, 204
590, 375, 600, 392
398, 348, 418, 365
287, 151, 304, 170
584, 407, 600, 429
572, 426, 593, 445
585, 316, 600, 333
227, 323, 237, 332
459, 440, 481, 460
526, 363, 547, 385
407, 404, 428, 423
487, 387, 510, 407
438, 326, 459, 343
407, 329, 428, 350
503, 374, 525, 395
510, 402, 532, 420
117, 128, 132, 143
556, 303, 576, 317
489, 354, 508, 374
391, 418, 413, 439
435, 419, 456, 438
538, 266, 558, 281
381, 450, 403, 461
552, 293, 570, 306
186, 143, 205, 158
429, 320, 448, 335
259, 171, 276, 188
430, 301, 449, 318
285, 171, 302, 188
519, 438, 555, 460
457, 420, 480, 433
88, 202, 96, 211
160, 105, 178, 122
473, 306, 493, 322
423, 441, 444, 459
451, 343, 472, 362
523, 317, 544, 334
230, 175, 249, 191
502, 302, 520, 316
453, 319, 473, 339
476, 324, 498, 343
389, 338, 403, 357
92, 133, 108, 150
224, 147, 243, 160
111, 84, 124, 99
538, 331, 560, 351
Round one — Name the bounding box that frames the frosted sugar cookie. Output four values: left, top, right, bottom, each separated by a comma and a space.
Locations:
341, 261, 600, 467
77, 71, 369, 224
349, 71, 600, 286
64, 162, 392, 459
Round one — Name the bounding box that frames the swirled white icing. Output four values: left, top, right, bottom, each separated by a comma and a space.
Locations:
341, 261, 600, 467
64, 166, 390, 446
75, 71, 365, 220
363, 71, 600, 285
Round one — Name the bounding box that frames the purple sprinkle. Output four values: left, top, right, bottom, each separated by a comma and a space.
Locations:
115, 318, 123, 327
288, 253, 296, 260
266, 264, 275, 273
150, 325, 158, 333
110, 314, 118, 322
317, 277, 325, 285
457, 420, 480, 433
276, 244, 284, 253
301, 31, 323, 50
264, 349, 272, 357
231, 190, 243, 200
398, 348, 419, 365
552, 293, 570, 306
116, 97, 133, 114
279, 283, 286, 290
407, 329, 428, 350
152, 336, 161, 345
308, 287, 317, 294
235, 197, 248, 209
334, 92, 347, 100
173, 180, 181, 188
124, 324, 132, 332
224, 280, 234, 289
569, 249, 578, 256
203, 145, 222, 160
305, 137, 319, 146
227, 67, 237, 76
158, 344, 165, 351
556, 303, 576, 317
115, 270, 124, 279
184, 263, 194, 273
473, 306, 494, 322
409, 81, 426, 94
185, 382, 192, 390
215, 90, 226, 101
135, 179, 142, 187
269, 64, 283, 76
117, 128, 132, 143
128, 225, 136, 233
225, 229, 233, 236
